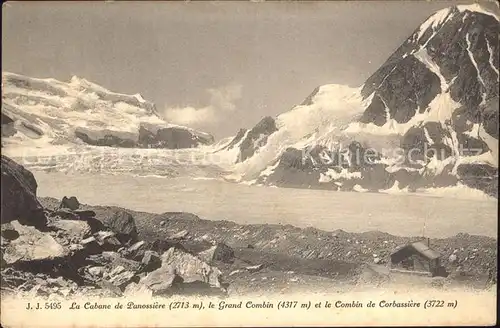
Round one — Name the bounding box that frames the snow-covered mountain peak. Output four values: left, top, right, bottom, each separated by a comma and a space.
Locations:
1, 72, 214, 151
217, 4, 499, 198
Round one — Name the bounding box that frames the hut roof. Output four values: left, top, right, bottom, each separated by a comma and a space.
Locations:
391, 241, 441, 262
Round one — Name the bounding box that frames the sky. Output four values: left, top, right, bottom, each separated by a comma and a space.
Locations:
2, 0, 491, 140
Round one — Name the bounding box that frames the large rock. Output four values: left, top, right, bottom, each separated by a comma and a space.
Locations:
160, 247, 223, 289
107, 266, 137, 289
198, 242, 235, 264
125, 240, 148, 260
94, 231, 122, 251
101, 210, 138, 244
58, 196, 80, 211
1, 155, 46, 227
88, 251, 142, 273
141, 250, 162, 273
138, 247, 225, 296
140, 265, 179, 294
2, 220, 68, 265
48, 220, 92, 241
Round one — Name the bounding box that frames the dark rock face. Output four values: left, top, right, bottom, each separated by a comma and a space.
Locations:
1, 113, 14, 125
456, 163, 498, 197
1, 156, 46, 227
237, 116, 278, 163
198, 242, 235, 264
259, 140, 476, 194
1, 113, 16, 140
138, 126, 214, 149
479, 97, 499, 138
300, 86, 321, 106
217, 128, 247, 152
74, 128, 137, 148
74, 125, 214, 149
58, 196, 81, 211
361, 56, 441, 125
361, 7, 499, 127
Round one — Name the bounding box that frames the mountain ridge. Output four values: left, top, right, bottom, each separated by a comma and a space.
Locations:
1, 72, 215, 150
219, 4, 499, 198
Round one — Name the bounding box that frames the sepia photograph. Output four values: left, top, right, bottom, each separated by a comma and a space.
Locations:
1, 0, 498, 326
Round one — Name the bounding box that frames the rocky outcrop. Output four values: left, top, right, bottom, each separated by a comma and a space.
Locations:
219, 116, 278, 164
137, 125, 214, 149
456, 163, 498, 197
73, 125, 214, 149
258, 141, 465, 193
1, 156, 46, 227
238, 116, 278, 163
238, 116, 278, 162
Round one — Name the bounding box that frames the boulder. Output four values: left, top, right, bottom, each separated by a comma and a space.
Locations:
128, 240, 146, 253
87, 266, 106, 277
102, 210, 138, 244
107, 266, 137, 289
197, 242, 234, 264
160, 247, 223, 289
49, 220, 92, 241
141, 250, 161, 273
79, 236, 102, 255
140, 265, 180, 294
126, 241, 148, 260
2, 221, 68, 265
58, 196, 80, 211
1, 156, 46, 228
94, 231, 122, 251
88, 251, 142, 273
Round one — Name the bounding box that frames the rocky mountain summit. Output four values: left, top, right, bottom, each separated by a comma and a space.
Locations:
222, 4, 499, 197
1, 72, 214, 150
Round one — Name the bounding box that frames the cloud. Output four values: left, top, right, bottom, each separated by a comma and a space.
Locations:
163, 84, 242, 126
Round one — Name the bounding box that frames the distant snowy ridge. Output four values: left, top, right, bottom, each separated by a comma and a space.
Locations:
1, 72, 214, 151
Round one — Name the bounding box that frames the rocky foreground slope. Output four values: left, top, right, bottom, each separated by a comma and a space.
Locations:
221, 4, 499, 198
1, 156, 496, 299
1, 72, 214, 150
